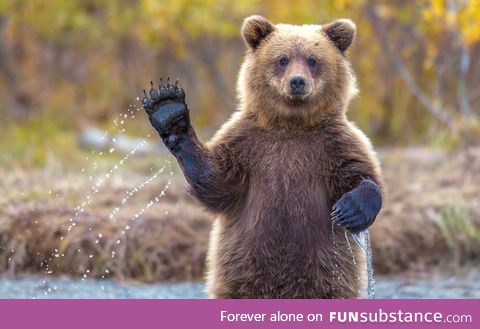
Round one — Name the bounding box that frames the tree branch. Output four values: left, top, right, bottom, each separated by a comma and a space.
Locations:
363, 4, 453, 127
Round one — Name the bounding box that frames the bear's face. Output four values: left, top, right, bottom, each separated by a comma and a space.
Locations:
239, 16, 357, 124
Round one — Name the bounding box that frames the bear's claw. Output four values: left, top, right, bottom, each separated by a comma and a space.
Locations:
142, 77, 186, 111
330, 179, 382, 233
141, 78, 189, 148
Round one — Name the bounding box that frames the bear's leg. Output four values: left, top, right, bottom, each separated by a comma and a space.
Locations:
142, 78, 211, 182
142, 79, 235, 212
331, 178, 382, 233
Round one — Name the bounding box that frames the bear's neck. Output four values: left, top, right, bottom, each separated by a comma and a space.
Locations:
243, 98, 347, 131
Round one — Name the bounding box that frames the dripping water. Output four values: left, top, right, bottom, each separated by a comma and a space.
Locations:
344, 229, 357, 266
3, 99, 181, 296
107, 162, 169, 221
330, 222, 344, 296
332, 223, 375, 299
352, 230, 375, 299
331, 222, 337, 294
39, 102, 170, 283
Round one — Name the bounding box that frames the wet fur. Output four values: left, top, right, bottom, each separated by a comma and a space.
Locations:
202, 111, 383, 298
201, 18, 383, 298
146, 16, 384, 298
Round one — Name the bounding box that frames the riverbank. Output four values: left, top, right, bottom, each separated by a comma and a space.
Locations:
1, 147, 479, 282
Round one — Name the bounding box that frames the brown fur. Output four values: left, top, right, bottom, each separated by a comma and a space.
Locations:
189, 16, 384, 298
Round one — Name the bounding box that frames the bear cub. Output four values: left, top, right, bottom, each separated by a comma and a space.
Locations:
142, 15, 384, 298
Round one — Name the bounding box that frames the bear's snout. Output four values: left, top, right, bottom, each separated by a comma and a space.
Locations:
289, 76, 306, 94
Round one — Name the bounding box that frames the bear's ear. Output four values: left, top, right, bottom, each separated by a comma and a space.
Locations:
322, 19, 356, 52
241, 15, 275, 50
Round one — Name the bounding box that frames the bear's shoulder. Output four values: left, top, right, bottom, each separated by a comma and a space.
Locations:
206, 111, 258, 149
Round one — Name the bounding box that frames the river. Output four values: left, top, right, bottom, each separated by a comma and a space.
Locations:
1, 271, 479, 298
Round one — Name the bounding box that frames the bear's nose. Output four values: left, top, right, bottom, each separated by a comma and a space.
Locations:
289, 76, 306, 94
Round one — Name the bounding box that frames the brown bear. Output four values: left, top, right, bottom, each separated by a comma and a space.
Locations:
142, 15, 384, 298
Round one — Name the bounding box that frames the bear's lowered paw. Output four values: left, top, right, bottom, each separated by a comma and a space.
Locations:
142, 78, 189, 149
331, 179, 382, 233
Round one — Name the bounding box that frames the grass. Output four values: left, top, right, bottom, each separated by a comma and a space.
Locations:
0, 159, 211, 282
371, 146, 480, 273
0, 109, 74, 167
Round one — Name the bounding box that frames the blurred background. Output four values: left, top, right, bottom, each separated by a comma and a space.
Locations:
0, 0, 479, 298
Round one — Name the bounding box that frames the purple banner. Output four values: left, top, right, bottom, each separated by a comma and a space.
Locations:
0, 299, 477, 329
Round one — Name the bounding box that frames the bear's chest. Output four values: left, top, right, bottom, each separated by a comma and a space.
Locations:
238, 131, 333, 228
223, 131, 335, 278
247, 131, 327, 185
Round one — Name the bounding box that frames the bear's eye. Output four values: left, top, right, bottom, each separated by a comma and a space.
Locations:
307, 57, 317, 68
278, 57, 289, 67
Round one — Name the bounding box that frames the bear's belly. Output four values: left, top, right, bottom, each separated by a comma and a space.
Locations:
205, 175, 363, 298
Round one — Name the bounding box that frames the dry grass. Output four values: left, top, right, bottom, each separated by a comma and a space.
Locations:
0, 147, 479, 282
372, 146, 480, 274
0, 156, 212, 282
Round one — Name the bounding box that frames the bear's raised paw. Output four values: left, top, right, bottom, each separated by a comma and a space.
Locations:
142, 78, 190, 149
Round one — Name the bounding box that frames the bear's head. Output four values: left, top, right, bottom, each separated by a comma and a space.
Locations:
238, 15, 358, 126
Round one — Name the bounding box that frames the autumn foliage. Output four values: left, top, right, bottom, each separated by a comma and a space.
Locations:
0, 1, 479, 150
